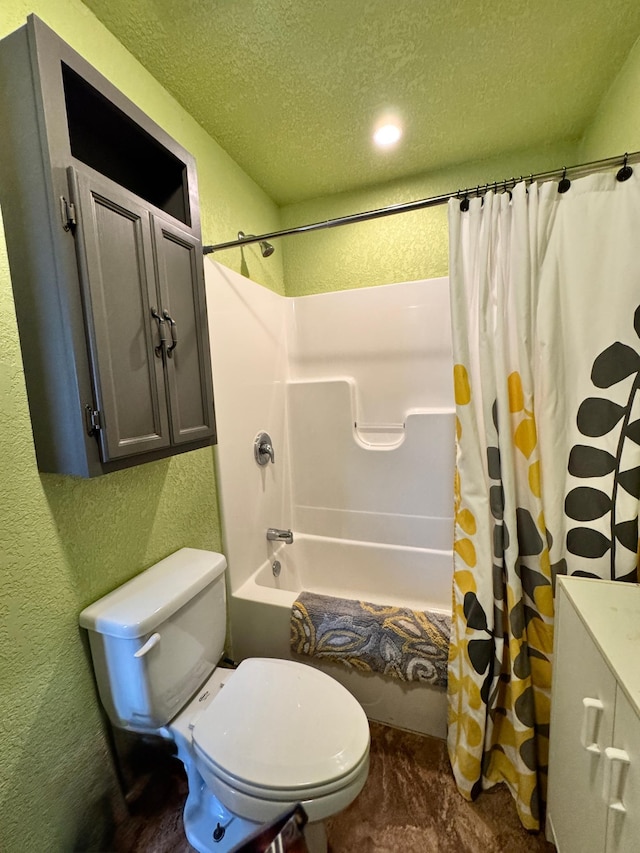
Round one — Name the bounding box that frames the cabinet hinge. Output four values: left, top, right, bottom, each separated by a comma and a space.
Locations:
84, 405, 102, 436
60, 196, 77, 232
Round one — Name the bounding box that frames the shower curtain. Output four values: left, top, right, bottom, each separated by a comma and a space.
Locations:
446, 170, 640, 830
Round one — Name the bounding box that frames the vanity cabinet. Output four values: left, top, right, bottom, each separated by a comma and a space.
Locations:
547, 576, 640, 853
0, 15, 216, 476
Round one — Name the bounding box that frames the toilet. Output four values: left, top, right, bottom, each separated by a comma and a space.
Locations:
79, 548, 370, 853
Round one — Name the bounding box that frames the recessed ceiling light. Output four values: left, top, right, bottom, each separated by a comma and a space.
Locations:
373, 123, 402, 148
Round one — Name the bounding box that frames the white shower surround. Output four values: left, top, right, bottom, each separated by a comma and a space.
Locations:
206, 260, 455, 737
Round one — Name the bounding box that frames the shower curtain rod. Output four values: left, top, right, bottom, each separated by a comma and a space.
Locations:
202, 149, 639, 255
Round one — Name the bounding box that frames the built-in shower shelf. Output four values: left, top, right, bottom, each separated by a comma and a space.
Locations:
355, 422, 405, 448
354, 406, 458, 449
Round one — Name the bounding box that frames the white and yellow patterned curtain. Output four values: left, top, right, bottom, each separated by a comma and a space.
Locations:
447, 171, 640, 830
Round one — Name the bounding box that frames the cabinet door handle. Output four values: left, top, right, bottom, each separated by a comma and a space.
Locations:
162, 310, 178, 357
603, 747, 630, 813
150, 307, 166, 357
581, 697, 604, 754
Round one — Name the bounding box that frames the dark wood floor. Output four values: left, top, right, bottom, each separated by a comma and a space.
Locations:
112, 723, 555, 853
327, 723, 555, 853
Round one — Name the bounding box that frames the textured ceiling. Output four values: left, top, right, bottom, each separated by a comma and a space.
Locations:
81, 0, 640, 205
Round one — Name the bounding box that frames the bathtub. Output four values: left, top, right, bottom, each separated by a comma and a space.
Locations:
230, 534, 452, 739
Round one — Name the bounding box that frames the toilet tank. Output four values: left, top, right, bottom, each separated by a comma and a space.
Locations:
79, 548, 227, 733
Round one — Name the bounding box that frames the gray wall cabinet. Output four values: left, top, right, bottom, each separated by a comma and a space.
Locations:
0, 15, 216, 476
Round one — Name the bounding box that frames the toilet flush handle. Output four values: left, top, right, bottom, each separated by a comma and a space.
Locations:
134, 632, 161, 658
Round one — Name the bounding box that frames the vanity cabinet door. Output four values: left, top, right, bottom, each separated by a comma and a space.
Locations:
606, 688, 640, 853
69, 167, 172, 461
547, 590, 616, 853
152, 216, 216, 445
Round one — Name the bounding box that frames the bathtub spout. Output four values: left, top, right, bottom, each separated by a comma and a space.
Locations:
267, 528, 294, 544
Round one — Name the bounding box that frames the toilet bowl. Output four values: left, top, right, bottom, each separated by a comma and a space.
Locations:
79, 548, 370, 853
169, 659, 370, 851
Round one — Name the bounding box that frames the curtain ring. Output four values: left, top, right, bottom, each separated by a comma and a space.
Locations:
617, 152, 633, 182
558, 166, 571, 194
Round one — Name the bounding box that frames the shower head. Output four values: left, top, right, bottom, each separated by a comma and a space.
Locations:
237, 231, 275, 258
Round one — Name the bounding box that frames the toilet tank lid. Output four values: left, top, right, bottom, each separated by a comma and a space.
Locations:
79, 548, 226, 639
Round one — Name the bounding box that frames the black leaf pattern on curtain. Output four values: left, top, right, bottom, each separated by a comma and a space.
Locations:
565, 306, 640, 582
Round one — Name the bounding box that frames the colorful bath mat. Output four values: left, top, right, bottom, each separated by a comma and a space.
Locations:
290, 591, 451, 687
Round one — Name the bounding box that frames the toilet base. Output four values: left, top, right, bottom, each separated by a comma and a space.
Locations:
182, 777, 258, 852
302, 820, 328, 853
182, 777, 327, 853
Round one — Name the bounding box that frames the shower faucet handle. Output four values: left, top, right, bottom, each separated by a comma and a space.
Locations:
254, 431, 275, 465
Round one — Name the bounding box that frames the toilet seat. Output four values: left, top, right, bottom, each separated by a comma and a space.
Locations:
194, 738, 370, 802
190, 658, 370, 819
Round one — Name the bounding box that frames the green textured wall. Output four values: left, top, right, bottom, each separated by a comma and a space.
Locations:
0, 2, 282, 851
580, 34, 640, 161
280, 141, 579, 296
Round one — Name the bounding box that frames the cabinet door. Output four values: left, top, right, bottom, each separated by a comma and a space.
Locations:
69, 168, 171, 460
606, 688, 640, 853
152, 215, 216, 445
547, 590, 616, 852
